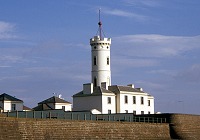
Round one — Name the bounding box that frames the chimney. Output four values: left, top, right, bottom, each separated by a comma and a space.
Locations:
127, 84, 134, 88
83, 83, 93, 94
136, 88, 143, 91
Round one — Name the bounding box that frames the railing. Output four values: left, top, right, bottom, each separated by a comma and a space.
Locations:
4, 110, 168, 123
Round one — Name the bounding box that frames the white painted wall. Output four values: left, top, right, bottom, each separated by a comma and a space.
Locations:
55, 103, 72, 111
117, 92, 154, 114
3, 101, 23, 112
90, 36, 111, 87
147, 97, 154, 114
101, 94, 116, 114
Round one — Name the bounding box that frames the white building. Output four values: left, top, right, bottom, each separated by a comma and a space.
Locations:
73, 11, 154, 114
0, 93, 23, 112
33, 96, 72, 111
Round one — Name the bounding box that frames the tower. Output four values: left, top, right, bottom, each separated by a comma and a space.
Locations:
90, 10, 111, 88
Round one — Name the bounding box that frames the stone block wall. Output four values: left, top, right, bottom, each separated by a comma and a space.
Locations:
169, 114, 200, 140
0, 117, 170, 140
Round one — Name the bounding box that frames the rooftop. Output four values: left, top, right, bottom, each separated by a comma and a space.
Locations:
0, 93, 23, 102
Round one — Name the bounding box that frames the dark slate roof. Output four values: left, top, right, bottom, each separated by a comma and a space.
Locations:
38, 96, 71, 104
0, 93, 23, 102
23, 105, 32, 111
32, 103, 53, 111
108, 85, 145, 93
73, 86, 114, 97
93, 86, 114, 94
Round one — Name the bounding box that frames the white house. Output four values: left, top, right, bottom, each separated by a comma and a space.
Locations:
73, 83, 116, 114
108, 84, 154, 114
0, 93, 23, 112
33, 95, 72, 111
73, 10, 154, 114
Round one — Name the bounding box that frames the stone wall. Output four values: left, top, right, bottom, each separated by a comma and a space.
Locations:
169, 114, 200, 140
0, 116, 170, 140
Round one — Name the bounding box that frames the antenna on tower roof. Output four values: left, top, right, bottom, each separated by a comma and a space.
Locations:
97, 8, 105, 40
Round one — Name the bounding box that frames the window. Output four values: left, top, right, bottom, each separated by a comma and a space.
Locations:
107, 97, 111, 104
133, 96, 136, 104
94, 77, 97, 87
141, 97, 144, 105
108, 110, 111, 114
148, 100, 150, 106
62, 106, 65, 110
94, 56, 97, 65
125, 110, 128, 113
107, 57, 109, 65
11, 104, 16, 111
141, 111, 144, 115
133, 110, 136, 115
124, 95, 128, 104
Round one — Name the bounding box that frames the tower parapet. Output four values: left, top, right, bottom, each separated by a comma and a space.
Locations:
90, 36, 111, 45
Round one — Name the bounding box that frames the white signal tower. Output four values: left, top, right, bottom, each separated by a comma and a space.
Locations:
90, 9, 111, 88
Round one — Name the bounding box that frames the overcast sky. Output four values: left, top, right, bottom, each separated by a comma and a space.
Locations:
0, 0, 200, 114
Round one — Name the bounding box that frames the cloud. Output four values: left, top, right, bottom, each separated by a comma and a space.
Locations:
113, 34, 200, 58
0, 21, 17, 40
136, 80, 166, 91
123, 0, 161, 7
0, 55, 23, 63
24, 64, 90, 82
0, 66, 11, 68
147, 69, 176, 77
174, 64, 200, 83
102, 8, 147, 21
112, 57, 158, 68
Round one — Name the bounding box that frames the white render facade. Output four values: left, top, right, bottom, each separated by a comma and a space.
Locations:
108, 84, 154, 114
0, 93, 23, 112
73, 83, 116, 114
0, 101, 23, 112
73, 84, 154, 114
73, 12, 154, 114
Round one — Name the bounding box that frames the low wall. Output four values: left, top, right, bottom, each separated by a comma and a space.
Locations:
0, 117, 170, 140
169, 114, 200, 140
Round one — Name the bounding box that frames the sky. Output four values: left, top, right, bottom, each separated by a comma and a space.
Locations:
0, 0, 200, 114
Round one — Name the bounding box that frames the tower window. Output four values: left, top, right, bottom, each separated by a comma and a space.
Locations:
94, 56, 97, 65
107, 57, 109, 65
94, 77, 97, 87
